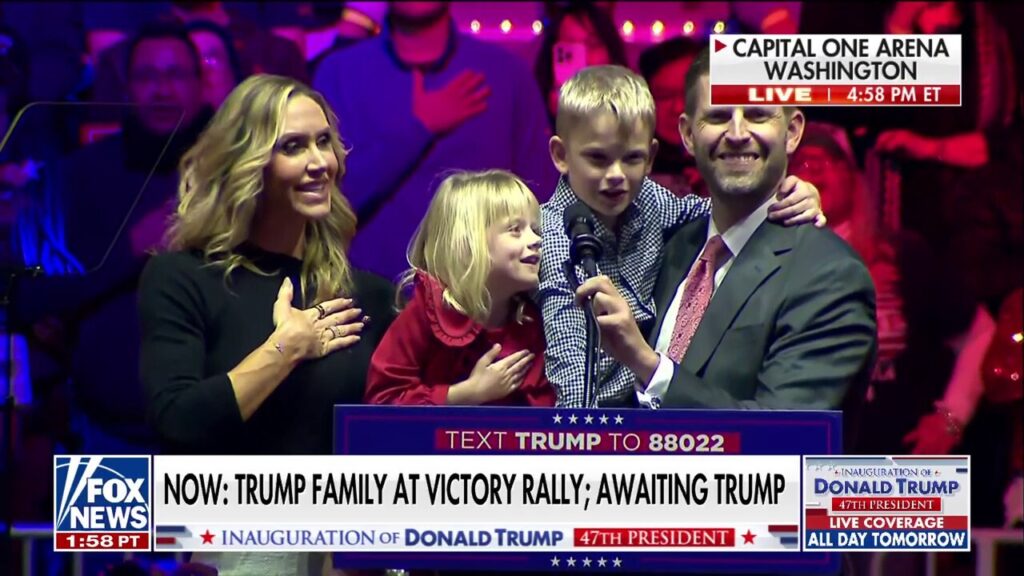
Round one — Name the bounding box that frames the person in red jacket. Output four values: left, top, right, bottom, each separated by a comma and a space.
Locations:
365, 169, 555, 407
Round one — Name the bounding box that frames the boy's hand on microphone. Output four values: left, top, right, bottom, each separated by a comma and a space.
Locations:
575, 276, 659, 382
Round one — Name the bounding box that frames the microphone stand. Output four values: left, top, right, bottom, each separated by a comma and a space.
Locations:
562, 260, 601, 408
581, 279, 601, 409
563, 252, 603, 409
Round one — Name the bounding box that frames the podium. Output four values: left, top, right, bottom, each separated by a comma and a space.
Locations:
333, 406, 843, 574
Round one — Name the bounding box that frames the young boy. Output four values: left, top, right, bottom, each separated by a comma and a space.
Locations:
539, 65, 823, 408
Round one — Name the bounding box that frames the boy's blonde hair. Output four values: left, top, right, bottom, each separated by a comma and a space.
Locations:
400, 170, 540, 324
555, 65, 656, 139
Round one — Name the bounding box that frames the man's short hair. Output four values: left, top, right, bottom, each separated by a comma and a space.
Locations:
683, 46, 711, 118
556, 65, 655, 140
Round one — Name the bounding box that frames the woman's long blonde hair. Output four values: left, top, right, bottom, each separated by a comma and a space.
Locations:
168, 74, 357, 302
400, 170, 540, 324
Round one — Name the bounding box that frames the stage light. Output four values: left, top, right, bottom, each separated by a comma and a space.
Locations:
532, 20, 543, 35
683, 21, 695, 35
713, 21, 726, 34
622, 20, 634, 36
500, 19, 512, 34
470, 20, 481, 33
652, 20, 665, 37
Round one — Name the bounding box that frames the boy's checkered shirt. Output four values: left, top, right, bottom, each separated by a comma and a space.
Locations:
538, 175, 710, 407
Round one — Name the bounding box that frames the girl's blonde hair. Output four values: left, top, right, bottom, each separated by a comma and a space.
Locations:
400, 169, 540, 324
167, 74, 357, 302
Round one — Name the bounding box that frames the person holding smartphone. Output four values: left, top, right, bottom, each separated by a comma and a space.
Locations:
534, 2, 628, 123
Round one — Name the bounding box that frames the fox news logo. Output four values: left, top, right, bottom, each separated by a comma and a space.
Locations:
54, 456, 151, 550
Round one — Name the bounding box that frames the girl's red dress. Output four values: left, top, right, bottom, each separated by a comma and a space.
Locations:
364, 272, 555, 407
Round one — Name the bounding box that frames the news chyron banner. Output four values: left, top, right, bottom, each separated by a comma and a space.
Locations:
709, 35, 961, 106
53, 409, 972, 571
803, 456, 971, 551
150, 454, 800, 554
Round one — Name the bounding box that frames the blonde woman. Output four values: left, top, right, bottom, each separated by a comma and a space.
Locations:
364, 170, 555, 407
138, 73, 395, 575
139, 73, 395, 451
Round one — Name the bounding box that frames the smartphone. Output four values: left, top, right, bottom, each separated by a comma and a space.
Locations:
553, 41, 588, 86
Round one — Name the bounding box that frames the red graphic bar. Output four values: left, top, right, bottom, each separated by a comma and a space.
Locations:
806, 515, 968, 530
711, 84, 961, 106
435, 429, 741, 453
831, 497, 942, 512
573, 528, 736, 547
55, 532, 150, 551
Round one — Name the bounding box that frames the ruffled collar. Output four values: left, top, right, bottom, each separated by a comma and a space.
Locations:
416, 272, 482, 347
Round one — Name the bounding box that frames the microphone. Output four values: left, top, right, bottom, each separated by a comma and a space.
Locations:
562, 201, 604, 408
563, 201, 603, 278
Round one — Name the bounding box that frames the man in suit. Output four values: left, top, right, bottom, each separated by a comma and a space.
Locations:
576, 48, 877, 419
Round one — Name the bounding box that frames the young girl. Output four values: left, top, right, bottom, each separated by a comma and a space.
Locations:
365, 170, 555, 406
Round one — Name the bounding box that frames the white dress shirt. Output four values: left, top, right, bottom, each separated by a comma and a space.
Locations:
637, 196, 775, 408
